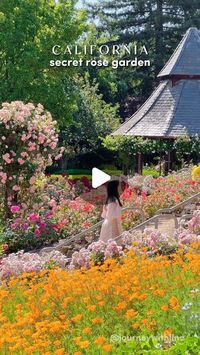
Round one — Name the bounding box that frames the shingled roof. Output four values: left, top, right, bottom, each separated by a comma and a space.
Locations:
113, 27, 200, 138
158, 28, 200, 78
113, 79, 200, 138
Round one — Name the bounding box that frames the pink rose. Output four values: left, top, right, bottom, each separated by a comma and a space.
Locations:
10, 205, 21, 213
18, 158, 25, 165
12, 185, 21, 191
34, 229, 41, 238
21, 152, 28, 158
29, 213, 40, 222
29, 176, 35, 185
2, 153, 12, 164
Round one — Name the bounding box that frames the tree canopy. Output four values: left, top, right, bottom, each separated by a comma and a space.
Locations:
85, 0, 200, 117
0, 0, 86, 126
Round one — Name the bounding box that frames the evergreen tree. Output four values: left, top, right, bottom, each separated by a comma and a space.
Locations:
85, 0, 200, 117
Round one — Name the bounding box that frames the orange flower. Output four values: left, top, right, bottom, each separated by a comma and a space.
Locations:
138, 293, 148, 301
74, 352, 81, 355
169, 296, 180, 311
79, 341, 90, 349
132, 322, 140, 329
115, 302, 126, 311
153, 289, 165, 297
62, 297, 73, 308
71, 314, 83, 323
86, 305, 96, 312
53, 340, 61, 347
163, 328, 173, 337
74, 337, 82, 346
102, 344, 113, 352
169, 296, 178, 306
95, 295, 102, 301
43, 309, 51, 316
55, 349, 65, 355
125, 309, 138, 319
141, 319, 148, 326
91, 317, 104, 325
161, 304, 169, 311
98, 301, 105, 307
82, 327, 92, 335
94, 336, 106, 345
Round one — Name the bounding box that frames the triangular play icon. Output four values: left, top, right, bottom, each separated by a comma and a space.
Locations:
92, 168, 111, 188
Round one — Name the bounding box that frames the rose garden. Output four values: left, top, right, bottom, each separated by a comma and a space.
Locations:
1, 1, 200, 353
0, 101, 199, 354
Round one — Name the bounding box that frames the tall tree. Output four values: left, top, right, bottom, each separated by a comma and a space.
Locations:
85, 0, 200, 117
61, 75, 120, 158
0, 0, 86, 126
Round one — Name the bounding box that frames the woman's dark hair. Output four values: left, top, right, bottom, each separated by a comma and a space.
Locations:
106, 180, 122, 206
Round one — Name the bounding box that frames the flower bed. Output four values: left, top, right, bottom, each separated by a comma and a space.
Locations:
1, 210, 200, 278
0, 170, 199, 255
0, 242, 199, 354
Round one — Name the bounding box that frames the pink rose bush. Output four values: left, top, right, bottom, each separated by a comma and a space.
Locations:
1, 209, 199, 278
0, 250, 69, 279
121, 224, 199, 256
0, 101, 64, 216
188, 210, 200, 234
69, 240, 123, 269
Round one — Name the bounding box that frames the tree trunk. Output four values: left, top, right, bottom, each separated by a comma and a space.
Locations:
60, 155, 68, 173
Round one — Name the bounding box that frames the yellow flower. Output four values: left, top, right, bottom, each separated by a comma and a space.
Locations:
192, 165, 200, 181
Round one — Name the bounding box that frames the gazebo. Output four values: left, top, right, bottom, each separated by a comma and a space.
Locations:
112, 27, 200, 173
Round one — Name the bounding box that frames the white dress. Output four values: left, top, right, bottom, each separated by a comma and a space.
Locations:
99, 199, 123, 243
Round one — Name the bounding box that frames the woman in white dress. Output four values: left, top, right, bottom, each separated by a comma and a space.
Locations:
99, 180, 123, 243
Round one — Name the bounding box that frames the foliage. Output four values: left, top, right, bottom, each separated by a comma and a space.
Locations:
85, 0, 200, 116
143, 167, 160, 178
103, 135, 200, 173
0, 101, 63, 217
61, 75, 120, 157
0, 0, 86, 126
0, 241, 199, 353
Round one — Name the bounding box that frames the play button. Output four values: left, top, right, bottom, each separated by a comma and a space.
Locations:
92, 168, 111, 188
